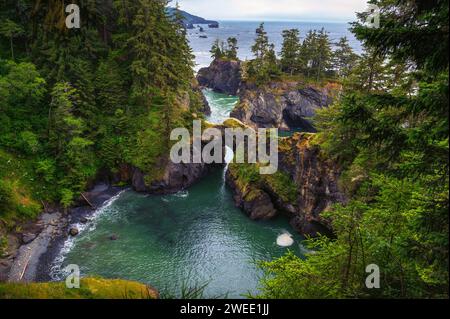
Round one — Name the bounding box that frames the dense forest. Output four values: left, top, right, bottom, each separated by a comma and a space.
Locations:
0, 0, 205, 237
0, 0, 448, 299
254, 0, 449, 298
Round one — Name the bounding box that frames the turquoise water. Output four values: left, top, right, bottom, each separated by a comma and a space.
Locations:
53, 170, 304, 298
51, 90, 304, 299
203, 89, 240, 124
54, 170, 302, 298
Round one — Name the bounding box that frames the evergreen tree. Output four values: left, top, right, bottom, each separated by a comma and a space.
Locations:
210, 38, 224, 59
346, 46, 387, 92
95, 56, 127, 115
249, 23, 280, 83
251, 23, 270, 61
259, 0, 449, 299
315, 28, 333, 81
300, 30, 318, 78
332, 37, 359, 78
280, 29, 302, 75
129, 0, 193, 100
226, 37, 238, 60
0, 19, 24, 60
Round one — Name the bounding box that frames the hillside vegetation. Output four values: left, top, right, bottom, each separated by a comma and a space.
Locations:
0, 0, 202, 228
0, 278, 158, 299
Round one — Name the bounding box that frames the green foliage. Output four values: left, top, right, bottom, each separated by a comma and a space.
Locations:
210, 38, 225, 59
0, 277, 158, 299
245, 26, 352, 85
0, 235, 7, 258
0, 179, 15, 216
332, 37, 359, 78
248, 23, 281, 84
229, 163, 297, 204
226, 37, 239, 60
301, 28, 334, 81
210, 37, 239, 60
0, 19, 25, 60
19, 131, 40, 155
280, 29, 302, 75
59, 188, 74, 209
0, 61, 47, 149
0, 171, 40, 223
258, 175, 449, 299
264, 171, 298, 203
0, 0, 197, 222
35, 159, 56, 184
259, 0, 449, 299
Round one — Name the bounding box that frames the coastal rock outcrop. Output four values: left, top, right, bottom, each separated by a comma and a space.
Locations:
197, 58, 339, 131
231, 81, 340, 131
226, 168, 277, 220
139, 161, 220, 195
197, 59, 242, 95
226, 133, 346, 237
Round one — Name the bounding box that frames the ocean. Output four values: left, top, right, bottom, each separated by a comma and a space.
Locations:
187, 20, 362, 71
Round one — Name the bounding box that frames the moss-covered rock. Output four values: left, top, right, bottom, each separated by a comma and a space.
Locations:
226, 133, 345, 237
226, 163, 277, 220
222, 118, 251, 130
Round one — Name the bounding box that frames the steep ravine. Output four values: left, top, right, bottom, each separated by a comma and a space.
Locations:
42, 92, 305, 299
197, 58, 346, 237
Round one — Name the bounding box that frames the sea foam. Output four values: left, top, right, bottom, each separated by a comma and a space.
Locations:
276, 232, 294, 247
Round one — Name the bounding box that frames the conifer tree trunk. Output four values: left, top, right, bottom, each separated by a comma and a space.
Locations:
10, 36, 14, 60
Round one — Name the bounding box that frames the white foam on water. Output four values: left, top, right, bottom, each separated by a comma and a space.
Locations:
49, 189, 128, 281
276, 232, 294, 247
173, 190, 189, 198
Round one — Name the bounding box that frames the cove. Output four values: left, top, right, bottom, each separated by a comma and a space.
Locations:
49, 90, 304, 298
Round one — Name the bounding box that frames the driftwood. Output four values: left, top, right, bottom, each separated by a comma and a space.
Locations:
40, 200, 47, 213
81, 193, 96, 209
19, 256, 30, 281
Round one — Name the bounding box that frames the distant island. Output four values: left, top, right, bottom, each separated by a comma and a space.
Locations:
166, 7, 219, 29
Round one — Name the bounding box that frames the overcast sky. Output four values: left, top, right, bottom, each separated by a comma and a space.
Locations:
174, 0, 368, 23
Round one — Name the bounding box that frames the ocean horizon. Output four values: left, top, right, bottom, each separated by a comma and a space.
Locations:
188, 20, 362, 71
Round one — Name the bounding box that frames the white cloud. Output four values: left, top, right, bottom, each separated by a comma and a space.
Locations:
174, 0, 369, 22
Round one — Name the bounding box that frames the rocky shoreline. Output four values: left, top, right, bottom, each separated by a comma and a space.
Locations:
1, 56, 345, 284
1, 183, 126, 283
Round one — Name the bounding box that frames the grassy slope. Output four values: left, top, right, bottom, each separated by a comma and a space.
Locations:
0, 277, 159, 299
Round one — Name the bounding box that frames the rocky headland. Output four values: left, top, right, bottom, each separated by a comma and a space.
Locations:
232, 81, 340, 131
197, 58, 340, 132
197, 58, 242, 96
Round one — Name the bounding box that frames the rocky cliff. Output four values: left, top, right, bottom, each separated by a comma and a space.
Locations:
231, 81, 340, 132
197, 59, 242, 95
197, 58, 340, 131
226, 133, 346, 237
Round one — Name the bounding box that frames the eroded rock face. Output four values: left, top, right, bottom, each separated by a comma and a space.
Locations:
197, 58, 242, 95
231, 82, 339, 131
200, 91, 212, 116
146, 161, 219, 194
129, 143, 224, 195
280, 134, 345, 237
226, 169, 277, 220
130, 164, 212, 195
108, 162, 217, 195
226, 133, 346, 237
